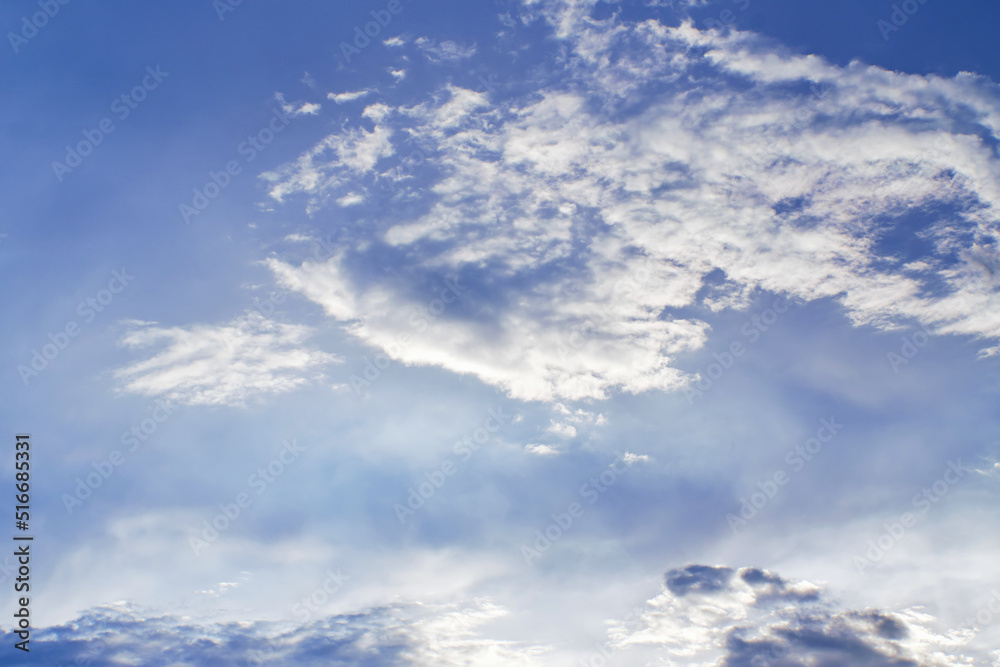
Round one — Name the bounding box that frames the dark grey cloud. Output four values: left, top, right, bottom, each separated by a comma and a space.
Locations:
0, 607, 404, 667
0, 600, 539, 667
724, 616, 919, 667
740, 567, 822, 605
621, 564, 964, 665
665, 563, 735, 595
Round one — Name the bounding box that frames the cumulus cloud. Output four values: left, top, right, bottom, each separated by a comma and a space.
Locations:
610, 564, 978, 666
526, 443, 561, 456
259, 0, 1000, 403
113, 314, 338, 407
0, 599, 547, 667
546, 421, 577, 438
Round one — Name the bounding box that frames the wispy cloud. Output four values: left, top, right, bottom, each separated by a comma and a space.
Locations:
274, 92, 321, 116
113, 314, 339, 407
327, 89, 372, 104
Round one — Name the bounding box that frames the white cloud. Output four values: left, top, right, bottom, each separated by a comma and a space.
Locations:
265, 250, 701, 402
274, 92, 321, 116
327, 89, 372, 104
546, 422, 577, 439
623, 452, 651, 465
113, 314, 338, 407
260, 107, 394, 208
336, 192, 365, 207
552, 404, 607, 426
260, 3, 1000, 403
196, 575, 248, 598
525, 443, 560, 456
403, 83, 491, 130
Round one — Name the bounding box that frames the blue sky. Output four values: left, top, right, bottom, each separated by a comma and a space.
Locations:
2, 0, 1000, 664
